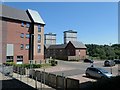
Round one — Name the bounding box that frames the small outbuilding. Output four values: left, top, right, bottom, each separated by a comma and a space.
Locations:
45, 41, 87, 60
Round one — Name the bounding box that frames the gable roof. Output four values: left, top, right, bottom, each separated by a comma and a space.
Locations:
26, 9, 45, 25
45, 41, 86, 49
69, 41, 87, 49
46, 44, 67, 49
0, 4, 31, 22
45, 44, 51, 49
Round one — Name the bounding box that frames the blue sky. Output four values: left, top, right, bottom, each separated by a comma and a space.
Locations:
3, 2, 118, 45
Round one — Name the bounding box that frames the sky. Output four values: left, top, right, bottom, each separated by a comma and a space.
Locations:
3, 2, 118, 45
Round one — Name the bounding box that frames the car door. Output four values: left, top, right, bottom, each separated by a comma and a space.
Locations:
89, 68, 98, 77
96, 69, 102, 78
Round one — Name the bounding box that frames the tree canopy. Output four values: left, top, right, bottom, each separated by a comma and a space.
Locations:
86, 44, 120, 60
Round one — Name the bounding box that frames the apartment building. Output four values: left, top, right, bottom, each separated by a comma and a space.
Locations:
44, 33, 56, 45
0, 4, 45, 64
64, 30, 77, 44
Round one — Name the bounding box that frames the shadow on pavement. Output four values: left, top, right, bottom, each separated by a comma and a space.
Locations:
79, 81, 93, 90
79, 76, 120, 90
1, 78, 37, 90
82, 75, 98, 80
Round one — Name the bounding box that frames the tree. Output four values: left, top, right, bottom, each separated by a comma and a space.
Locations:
85, 44, 120, 60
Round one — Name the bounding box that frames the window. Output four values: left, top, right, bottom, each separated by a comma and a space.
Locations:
6, 56, 13, 62
20, 33, 24, 38
25, 44, 29, 50
26, 34, 30, 38
38, 34, 41, 43
38, 25, 41, 32
67, 50, 70, 55
17, 56, 23, 61
60, 50, 62, 52
20, 44, 24, 50
17, 56, 23, 64
38, 45, 41, 53
26, 23, 30, 28
21, 22, 24, 27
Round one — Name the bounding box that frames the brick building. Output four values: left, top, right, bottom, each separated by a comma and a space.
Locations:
45, 41, 86, 60
0, 4, 45, 64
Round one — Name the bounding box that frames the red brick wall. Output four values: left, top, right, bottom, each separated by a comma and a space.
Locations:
4, 19, 30, 64
34, 55, 44, 63
1, 20, 7, 63
66, 42, 75, 56
75, 49, 80, 56
75, 49, 86, 59
33, 24, 45, 62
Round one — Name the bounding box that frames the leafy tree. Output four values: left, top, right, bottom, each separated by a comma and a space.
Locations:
85, 44, 120, 60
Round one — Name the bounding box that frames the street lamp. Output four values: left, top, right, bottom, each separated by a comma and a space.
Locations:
109, 43, 112, 74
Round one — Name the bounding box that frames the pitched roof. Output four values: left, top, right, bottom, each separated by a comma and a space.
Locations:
26, 9, 45, 25
47, 44, 67, 49
45, 44, 51, 49
0, 4, 31, 22
69, 41, 87, 49
45, 41, 86, 49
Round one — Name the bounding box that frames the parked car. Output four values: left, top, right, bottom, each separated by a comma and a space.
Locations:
114, 59, 120, 64
85, 67, 112, 79
104, 60, 115, 67
84, 59, 94, 63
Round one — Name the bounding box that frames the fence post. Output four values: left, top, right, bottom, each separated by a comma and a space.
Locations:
35, 76, 37, 89
43, 69, 45, 88
56, 74, 57, 89
26, 68, 28, 83
17, 66, 19, 78
40, 71, 42, 90
32, 71, 33, 81
20, 67, 22, 80
62, 73, 64, 90
11, 65, 13, 77
118, 64, 120, 75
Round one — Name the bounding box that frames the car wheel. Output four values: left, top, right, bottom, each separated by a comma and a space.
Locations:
86, 73, 90, 77
101, 76, 106, 79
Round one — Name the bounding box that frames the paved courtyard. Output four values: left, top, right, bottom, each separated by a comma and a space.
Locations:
36, 60, 119, 83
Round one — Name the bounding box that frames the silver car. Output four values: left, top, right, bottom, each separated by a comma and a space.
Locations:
85, 67, 112, 79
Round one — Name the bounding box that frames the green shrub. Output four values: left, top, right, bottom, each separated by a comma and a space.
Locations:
4, 62, 41, 69
5, 62, 15, 66
50, 59, 58, 66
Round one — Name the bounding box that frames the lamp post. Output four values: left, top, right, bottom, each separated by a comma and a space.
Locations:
109, 43, 112, 74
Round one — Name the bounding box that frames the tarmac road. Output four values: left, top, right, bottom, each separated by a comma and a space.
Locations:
37, 60, 119, 83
